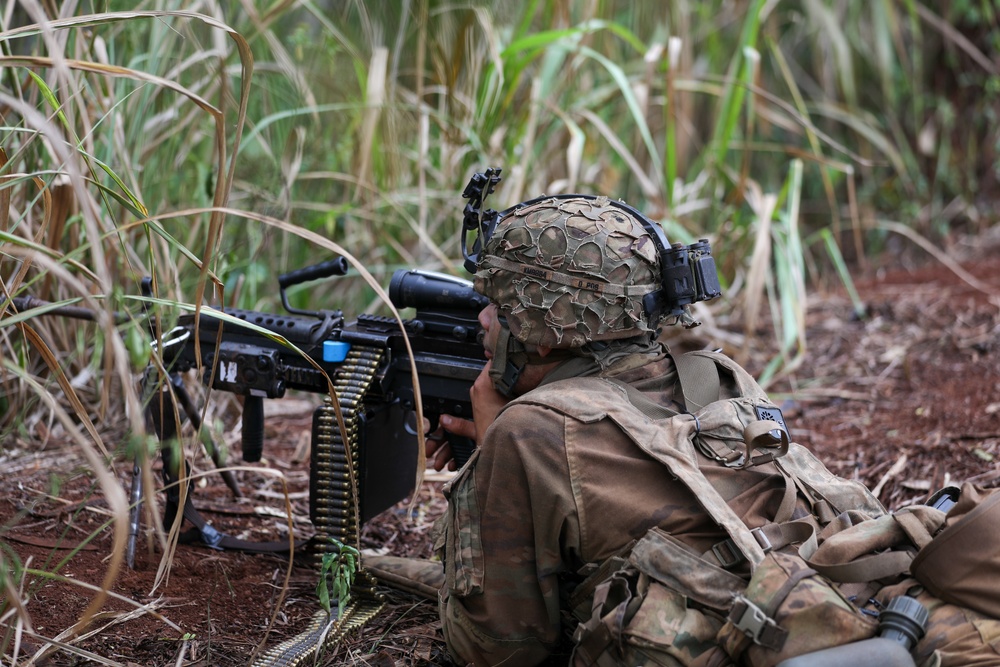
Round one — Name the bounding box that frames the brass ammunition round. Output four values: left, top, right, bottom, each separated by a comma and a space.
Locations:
312, 493, 354, 504
312, 456, 353, 468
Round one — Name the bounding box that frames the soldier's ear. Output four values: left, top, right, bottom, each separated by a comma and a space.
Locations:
537, 345, 553, 358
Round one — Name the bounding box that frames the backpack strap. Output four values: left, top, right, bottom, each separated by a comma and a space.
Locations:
515, 376, 773, 568
671, 351, 723, 412
706, 519, 821, 570
606, 379, 682, 421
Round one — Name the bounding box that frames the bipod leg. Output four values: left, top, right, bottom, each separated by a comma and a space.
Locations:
140, 370, 296, 555
127, 366, 179, 569
159, 450, 213, 547
168, 373, 243, 499
160, 442, 299, 554
129, 369, 207, 565
126, 454, 143, 569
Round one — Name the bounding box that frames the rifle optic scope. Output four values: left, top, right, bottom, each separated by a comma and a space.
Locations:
389, 269, 490, 313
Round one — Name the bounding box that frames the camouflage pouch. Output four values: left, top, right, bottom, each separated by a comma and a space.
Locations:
876, 577, 1000, 667
671, 351, 791, 471
716, 550, 877, 667
571, 528, 740, 667
432, 450, 484, 597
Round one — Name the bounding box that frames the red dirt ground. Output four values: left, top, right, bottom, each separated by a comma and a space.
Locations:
1, 248, 998, 666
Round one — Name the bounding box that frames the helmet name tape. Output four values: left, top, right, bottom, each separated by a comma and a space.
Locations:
480, 255, 657, 298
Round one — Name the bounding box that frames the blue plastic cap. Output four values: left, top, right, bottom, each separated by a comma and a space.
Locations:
323, 340, 350, 363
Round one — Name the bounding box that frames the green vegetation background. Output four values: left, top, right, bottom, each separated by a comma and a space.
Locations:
2, 0, 998, 450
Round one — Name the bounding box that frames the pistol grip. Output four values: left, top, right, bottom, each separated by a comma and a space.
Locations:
448, 435, 477, 468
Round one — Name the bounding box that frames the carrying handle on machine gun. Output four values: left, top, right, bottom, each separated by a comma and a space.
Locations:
278, 256, 350, 317
461, 167, 503, 273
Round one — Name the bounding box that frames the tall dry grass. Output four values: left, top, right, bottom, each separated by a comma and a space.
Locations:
0, 0, 996, 661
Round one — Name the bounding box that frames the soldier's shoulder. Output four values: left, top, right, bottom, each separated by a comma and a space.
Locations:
511, 377, 626, 421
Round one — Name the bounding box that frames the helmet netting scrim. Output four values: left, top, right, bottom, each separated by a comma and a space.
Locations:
474, 196, 660, 348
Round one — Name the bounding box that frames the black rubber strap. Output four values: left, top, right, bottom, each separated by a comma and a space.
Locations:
178, 499, 305, 554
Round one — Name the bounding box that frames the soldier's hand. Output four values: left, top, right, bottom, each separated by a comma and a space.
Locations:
468, 360, 509, 443
429, 362, 509, 471
425, 422, 467, 472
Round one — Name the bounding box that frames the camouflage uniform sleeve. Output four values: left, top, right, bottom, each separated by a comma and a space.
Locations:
436, 402, 579, 666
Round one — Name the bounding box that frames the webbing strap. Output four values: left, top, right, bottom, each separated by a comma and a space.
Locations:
489, 321, 528, 397
606, 379, 681, 421
568, 540, 637, 621
894, 509, 936, 549
776, 460, 840, 524
603, 350, 725, 419
807, 549, 915, 583
773, 467, 799, 524
740, 420, 790, 469
706, 520, 819, 570
671, 352, 722, 412
802, 508, 946, 583
727, 596, 789, 651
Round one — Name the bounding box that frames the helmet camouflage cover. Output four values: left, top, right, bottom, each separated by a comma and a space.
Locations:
474, 196, 661, 348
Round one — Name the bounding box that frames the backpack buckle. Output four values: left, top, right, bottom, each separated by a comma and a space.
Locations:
728, 595, 788, 651
711, 539, 743, 569
711, 528, 773, 570
751, 526, 773, 552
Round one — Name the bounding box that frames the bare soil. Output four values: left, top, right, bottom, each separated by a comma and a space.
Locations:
2, 249, 999, 666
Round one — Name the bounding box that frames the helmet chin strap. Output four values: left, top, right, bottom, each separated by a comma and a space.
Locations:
489, 318, 530, 397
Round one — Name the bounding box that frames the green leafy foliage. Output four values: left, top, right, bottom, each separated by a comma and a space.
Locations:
316, 539, 361, 618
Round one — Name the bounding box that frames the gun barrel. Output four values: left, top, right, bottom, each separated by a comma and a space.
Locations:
3, 294, 128, 324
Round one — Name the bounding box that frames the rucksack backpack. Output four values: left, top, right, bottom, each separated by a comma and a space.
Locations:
522, 351, 1000, 667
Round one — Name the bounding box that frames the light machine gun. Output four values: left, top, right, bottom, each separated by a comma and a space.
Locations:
6, 263, 487, 567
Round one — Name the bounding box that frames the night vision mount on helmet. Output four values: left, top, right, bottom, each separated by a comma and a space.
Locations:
460, 167, 723, 331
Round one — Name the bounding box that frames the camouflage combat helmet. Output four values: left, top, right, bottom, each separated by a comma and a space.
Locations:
474, 196, 661, 349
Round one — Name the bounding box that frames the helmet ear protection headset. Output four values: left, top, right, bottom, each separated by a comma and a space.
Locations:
460, 168, 722, 328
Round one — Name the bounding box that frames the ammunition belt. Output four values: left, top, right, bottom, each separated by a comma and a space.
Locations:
250, 600, 386, 667
252, 346, 387, 667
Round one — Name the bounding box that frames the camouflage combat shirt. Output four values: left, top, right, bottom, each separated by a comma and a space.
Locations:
435, 349, 793, 666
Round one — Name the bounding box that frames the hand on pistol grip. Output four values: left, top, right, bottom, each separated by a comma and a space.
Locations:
425, 413, 477, 471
